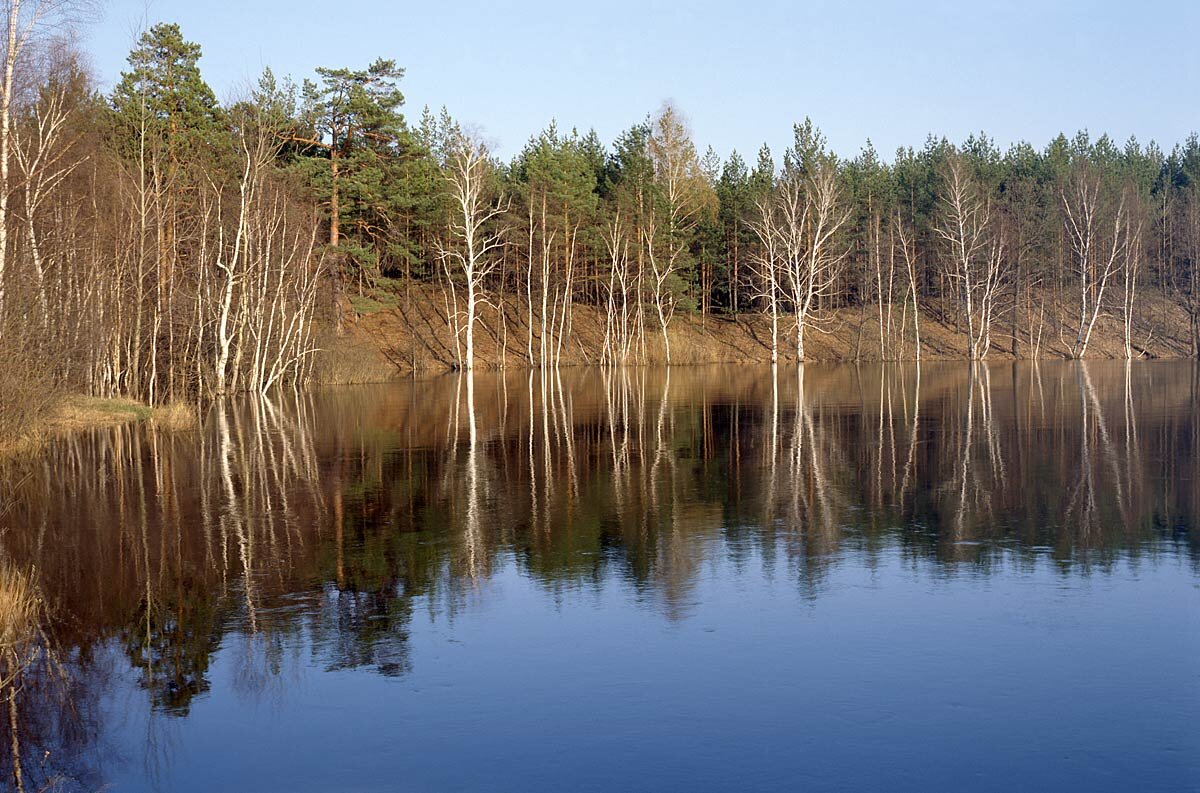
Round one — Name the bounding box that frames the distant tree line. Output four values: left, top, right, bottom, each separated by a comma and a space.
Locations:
1, 12, 1198, 416
284, 47, 1200, 370
432, 114, 1200, 368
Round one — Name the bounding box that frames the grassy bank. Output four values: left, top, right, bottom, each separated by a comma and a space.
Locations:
314, 282, 1197, 382
51, 396, 198, 434
0, 396, 197, 458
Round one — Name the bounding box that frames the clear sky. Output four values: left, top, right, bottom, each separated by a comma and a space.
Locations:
81, 0, 1199, 163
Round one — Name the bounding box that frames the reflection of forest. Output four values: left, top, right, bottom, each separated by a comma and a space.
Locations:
0, 361, 1196, 789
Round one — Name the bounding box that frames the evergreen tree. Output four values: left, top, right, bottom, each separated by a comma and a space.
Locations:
296, 58, 416, 283
716, 150, 753, 312
110, 22, 222, 158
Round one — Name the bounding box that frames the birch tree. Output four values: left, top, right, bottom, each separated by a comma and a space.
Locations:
645, 102, 714, 364
0, 0, 20, 322
1119, 183, 1145, 359
208, 83, 323, 395
893, 210, 921, 360
0, 0, 88, 324
439, 132, 506, 371
1180, 183, 1200, 358
782, 164, 850, 361
1061, 163, 1126, 359
14, 56, 81, 329
513, 125, 597, 368
111, 22, 221, 401
601, 211, 636, 365
747, 194, 782, 363
935, 155, 1007, 360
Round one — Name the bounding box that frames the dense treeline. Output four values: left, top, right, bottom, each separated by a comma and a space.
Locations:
415, 112, 1200, 369
1, 9, 1198, 429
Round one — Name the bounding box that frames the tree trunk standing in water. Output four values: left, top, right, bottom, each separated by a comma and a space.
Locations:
601, 213, 636, 365
935, 155, 1006, 360
774, 121, 850, 362
643, 210, 674, 364
1061, 166, 1127, 359
1183, 188, 1200, 358
554, 220, 578, 368
525, 202, 535, 365
894, 211, 921, 360
748, 195, 782, 364
539, 197, 553, 367
439, 133, 506, 372
1010, 232, 1022, 356
784, 166, 850, 362
874, 211, 895, 359
1120, 188, 1145, 360
1012, 223, 1032, 355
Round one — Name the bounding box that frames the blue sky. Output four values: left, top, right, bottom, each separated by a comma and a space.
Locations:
82, 0, 1199, 162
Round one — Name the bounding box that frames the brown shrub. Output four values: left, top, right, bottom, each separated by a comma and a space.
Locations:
0, 320, 58, 449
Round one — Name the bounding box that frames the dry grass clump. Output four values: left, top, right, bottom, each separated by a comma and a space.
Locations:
2, 392, 199, 458
0, 564, 47, 687
0, 561, 58, 793
312, 328, 400, 384
151, 401, 199, 432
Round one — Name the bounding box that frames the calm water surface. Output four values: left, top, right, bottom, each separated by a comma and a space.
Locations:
1, 362, 1197, 792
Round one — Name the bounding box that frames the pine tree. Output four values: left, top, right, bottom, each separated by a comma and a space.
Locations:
110, 22, 222, 160
295, 58, 413, 285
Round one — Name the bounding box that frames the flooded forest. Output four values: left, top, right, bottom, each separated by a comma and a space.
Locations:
0, 3, 1196, 792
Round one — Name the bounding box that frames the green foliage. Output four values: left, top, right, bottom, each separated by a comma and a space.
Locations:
350, 290, 399, 316
784, 117, 833, 180
90, 20, 1200, 337
293, 58, 440, 280
109, 22, 223, 164
605, 122, 655, 211
513, 121, 601, 225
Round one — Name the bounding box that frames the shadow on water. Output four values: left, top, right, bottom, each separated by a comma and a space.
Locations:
0, 360, 1195, 790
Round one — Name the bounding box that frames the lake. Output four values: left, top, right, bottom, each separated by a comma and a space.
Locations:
1, 361, 1197, 792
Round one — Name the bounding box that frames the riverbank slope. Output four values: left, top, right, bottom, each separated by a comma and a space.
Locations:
315, 283, 1196, 382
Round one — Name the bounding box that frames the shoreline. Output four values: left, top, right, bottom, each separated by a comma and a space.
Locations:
0, 396, 197, 458
314, 284, 1199, 384
5, 334, 1195, 454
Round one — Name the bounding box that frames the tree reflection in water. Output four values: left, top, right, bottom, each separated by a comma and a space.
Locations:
0, 361, 1194, 788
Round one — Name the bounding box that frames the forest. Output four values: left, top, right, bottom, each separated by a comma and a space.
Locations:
0, 6, 1197, 790
0, 6, 1198, 437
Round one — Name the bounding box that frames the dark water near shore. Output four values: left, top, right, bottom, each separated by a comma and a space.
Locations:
1, 362, 1197, 792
